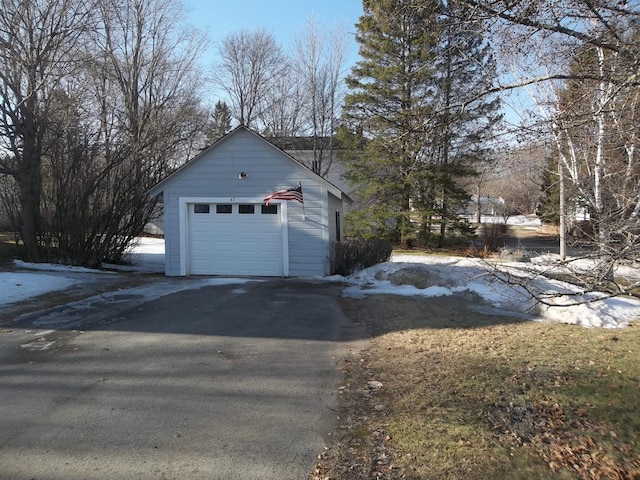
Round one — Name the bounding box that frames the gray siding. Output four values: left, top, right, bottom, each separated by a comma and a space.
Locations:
156, 127, 340, 277
285, 149, 352, 195
287, 183, 329, 276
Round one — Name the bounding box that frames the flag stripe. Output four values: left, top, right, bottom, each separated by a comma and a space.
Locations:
264, 185, 303, 205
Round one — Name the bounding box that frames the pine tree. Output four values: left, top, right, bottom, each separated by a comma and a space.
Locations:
423, 3, 502, 245
536, 155, 561, 226
341, 0, 501, 246
342, 0, 439, 245
205, 100, 232, 145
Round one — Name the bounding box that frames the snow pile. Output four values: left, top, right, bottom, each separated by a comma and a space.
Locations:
1, 238, 260, 326
13, 260, 115, 274
342, 254, 640, 328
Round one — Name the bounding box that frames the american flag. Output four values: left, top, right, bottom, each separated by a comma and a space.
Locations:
264, 185, 303, 206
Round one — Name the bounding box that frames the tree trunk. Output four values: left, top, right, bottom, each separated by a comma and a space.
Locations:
558, 154, 567, 261
18, 116, 43, 262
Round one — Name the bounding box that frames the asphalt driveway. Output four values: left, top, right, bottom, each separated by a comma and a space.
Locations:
0, 278, 363, 480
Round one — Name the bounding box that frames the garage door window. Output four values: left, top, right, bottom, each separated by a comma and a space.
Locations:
193, 204, 210, 214
261, 205, 278, 215
216, 204, 232, 214
238, 204, 255, 214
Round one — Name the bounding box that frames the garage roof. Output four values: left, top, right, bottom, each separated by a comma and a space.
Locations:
148, 125, 352, 203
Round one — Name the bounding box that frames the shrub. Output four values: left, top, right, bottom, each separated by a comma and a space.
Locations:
332, 238, 393, 276
480, 222, 509, 251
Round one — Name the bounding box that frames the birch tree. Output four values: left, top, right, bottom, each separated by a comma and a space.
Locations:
455, 0, 640, 297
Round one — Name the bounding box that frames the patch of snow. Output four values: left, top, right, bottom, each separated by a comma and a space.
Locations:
1, 272, 80, 305
103, 236, 166, 273
13, 259, 113, 274
342, 254, 640, 329
506, 215, 542, 227
460, 214, 542, 228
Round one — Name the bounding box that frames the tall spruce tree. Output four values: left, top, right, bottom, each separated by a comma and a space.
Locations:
341, 0, 439, 245
205, 100, 232, 145
423, 3, 501, 245
341, 0, 501, 246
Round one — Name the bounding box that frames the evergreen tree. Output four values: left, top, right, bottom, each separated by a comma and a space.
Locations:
422, 3, 502, 245
536, 155, 561, 226
341, 0, 439, 245
205, 100, 232, 145
341, 0, 501, 246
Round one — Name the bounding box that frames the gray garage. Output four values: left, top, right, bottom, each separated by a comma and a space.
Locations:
148, 126, 350, 277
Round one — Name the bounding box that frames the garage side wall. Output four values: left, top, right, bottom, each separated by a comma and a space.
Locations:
286, 183, 330, 277
159, 129, 334, 277
163, 184, 181, 276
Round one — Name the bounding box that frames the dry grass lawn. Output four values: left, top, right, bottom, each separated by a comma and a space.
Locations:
313, 293, 640, 480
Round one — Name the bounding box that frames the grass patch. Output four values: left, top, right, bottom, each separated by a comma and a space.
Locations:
315, 294, 640, 479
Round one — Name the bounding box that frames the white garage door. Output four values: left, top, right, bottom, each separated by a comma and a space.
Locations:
187, 202, 284, 276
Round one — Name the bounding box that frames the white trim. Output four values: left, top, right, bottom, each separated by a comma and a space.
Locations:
321, 188, 330, 275
178, 196, 289, 277
179, 198, 188, 276
280, 201, 290, 277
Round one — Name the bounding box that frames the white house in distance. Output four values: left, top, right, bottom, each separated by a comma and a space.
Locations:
148, 126, 351, 277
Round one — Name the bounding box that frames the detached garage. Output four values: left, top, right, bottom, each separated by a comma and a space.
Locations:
148, 126, 350, 277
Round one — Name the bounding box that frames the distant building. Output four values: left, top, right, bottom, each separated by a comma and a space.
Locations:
465, 195, 506, 220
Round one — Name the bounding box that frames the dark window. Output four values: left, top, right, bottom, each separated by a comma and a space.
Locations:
193, 204, 210, 214
261, 204, 278, 215
336, 211, 341, 241
238, 204, 255, 214
216, 204, 232, 214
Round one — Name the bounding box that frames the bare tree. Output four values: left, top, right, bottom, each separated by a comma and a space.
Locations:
455, 0, 640, 87
213, 29, 285, 128
291, 18, 349, 176
57, 0, 208, 266
258, 59, 305, 138
0, 0, 97, 261
484, 144, 548, 217
0, 0, 208, 267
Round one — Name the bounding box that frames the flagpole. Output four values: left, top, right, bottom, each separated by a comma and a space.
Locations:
300, 181, 306, 221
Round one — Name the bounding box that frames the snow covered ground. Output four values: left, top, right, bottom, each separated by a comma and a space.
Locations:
2, 227, 639, 329
342, 254, 640, 328
460, 214, 543, 229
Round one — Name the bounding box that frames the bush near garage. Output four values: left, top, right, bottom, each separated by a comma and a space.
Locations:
332, 238, 392, 276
